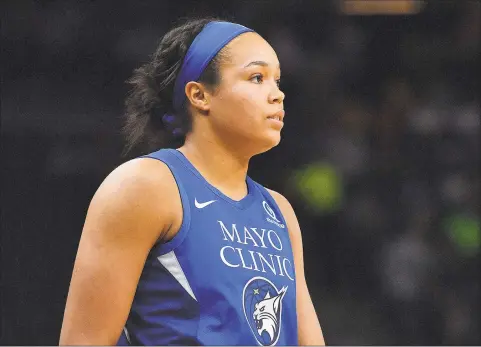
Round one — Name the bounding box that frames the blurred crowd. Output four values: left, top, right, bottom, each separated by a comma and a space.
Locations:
3, 1, 479, 345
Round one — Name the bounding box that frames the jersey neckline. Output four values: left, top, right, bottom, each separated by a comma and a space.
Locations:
170, 149, 257, 210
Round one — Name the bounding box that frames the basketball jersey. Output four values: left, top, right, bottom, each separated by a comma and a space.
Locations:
117, 149, 298, 346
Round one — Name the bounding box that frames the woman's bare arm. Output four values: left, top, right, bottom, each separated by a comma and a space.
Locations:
268, 189, 326, 346
59, 158, 180, 345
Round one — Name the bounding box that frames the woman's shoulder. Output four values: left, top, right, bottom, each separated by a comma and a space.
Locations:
90, 157, 181, 226
101, 157, 177, 195
265, 188, 291, 211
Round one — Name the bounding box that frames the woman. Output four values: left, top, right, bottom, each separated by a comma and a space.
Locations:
59, 18, 325, 346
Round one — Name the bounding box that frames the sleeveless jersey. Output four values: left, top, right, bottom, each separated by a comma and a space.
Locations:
117, 149, 298, 346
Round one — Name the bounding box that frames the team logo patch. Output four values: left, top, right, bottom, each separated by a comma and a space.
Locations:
263, 201, 280, 221
262, 201, 285, 228
242, 276, 288, 346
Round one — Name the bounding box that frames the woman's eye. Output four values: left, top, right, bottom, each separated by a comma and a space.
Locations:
251, 74, 263, 84
276, 79, 281, 87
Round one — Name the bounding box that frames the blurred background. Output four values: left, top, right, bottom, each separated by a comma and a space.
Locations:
2, 0, 480, 345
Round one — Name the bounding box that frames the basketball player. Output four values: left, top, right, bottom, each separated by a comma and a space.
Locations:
59, 18, 325, 346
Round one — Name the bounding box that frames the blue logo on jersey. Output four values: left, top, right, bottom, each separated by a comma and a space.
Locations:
242, 276, 288, 346
262, 201, 285, 229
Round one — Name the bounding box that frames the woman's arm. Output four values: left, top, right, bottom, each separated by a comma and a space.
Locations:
268, 189, 326, 346
59, 159, 180, 345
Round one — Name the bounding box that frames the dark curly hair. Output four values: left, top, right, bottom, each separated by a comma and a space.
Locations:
122, 17, 229, 155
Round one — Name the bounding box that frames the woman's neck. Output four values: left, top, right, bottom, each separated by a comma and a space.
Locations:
178, 133, 251, 200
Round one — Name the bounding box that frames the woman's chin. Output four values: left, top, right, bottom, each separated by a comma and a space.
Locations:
254, 132, 282, 154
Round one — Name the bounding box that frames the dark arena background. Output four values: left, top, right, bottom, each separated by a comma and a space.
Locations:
2, 0, 480, 345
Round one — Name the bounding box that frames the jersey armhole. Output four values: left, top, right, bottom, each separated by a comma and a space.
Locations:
142, 156, 192, 256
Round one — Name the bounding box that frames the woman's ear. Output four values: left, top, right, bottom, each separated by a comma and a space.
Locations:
185, 81, 211, 114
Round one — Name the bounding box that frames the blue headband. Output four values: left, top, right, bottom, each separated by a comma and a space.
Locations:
172, 21, 254, 113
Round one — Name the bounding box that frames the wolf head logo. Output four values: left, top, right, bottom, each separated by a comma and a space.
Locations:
253, 288, 287, 343
243, 277, 288, 346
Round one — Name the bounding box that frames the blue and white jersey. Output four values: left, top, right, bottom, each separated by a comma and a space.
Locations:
117, 149, 298, 346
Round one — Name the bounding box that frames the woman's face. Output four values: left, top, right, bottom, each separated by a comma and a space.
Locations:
206, 32, 285, 154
